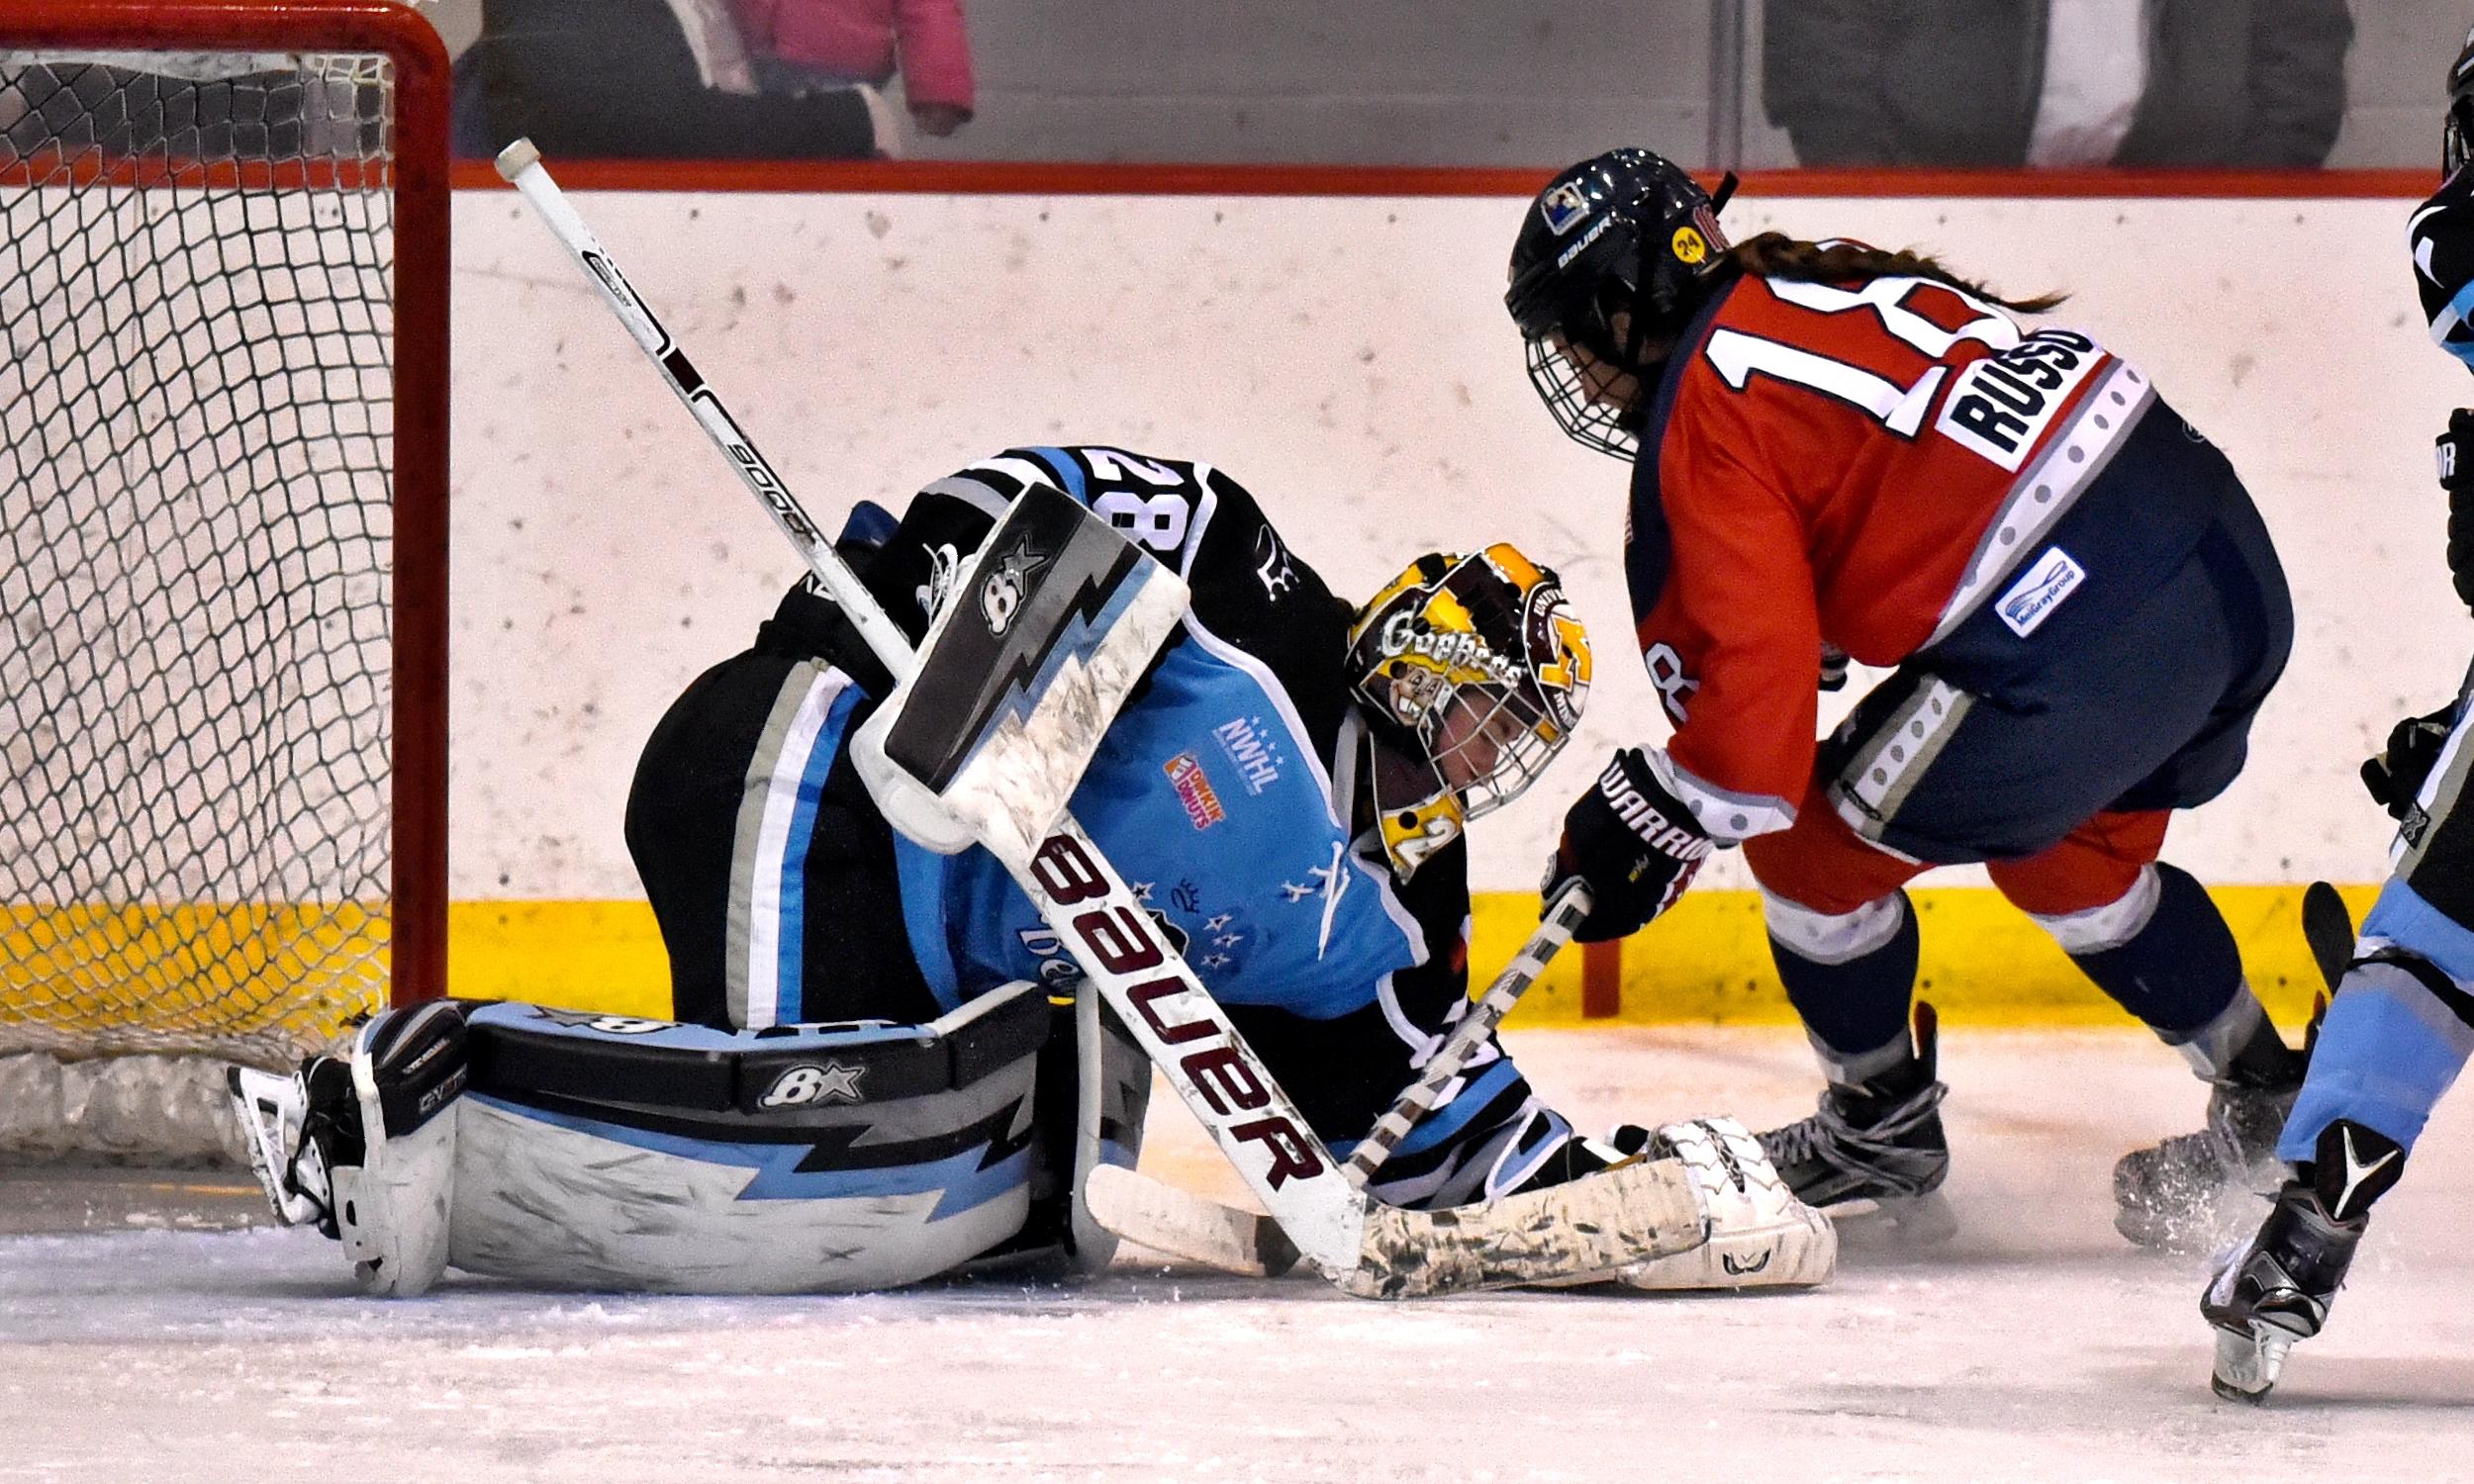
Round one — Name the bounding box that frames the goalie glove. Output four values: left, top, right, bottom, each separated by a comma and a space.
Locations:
1543, 747, 1712, 944
2441, 409, 2474, 616
2362, 703, 2460, 820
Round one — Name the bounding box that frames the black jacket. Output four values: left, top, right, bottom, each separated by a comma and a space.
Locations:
1765, 0, 2352, 168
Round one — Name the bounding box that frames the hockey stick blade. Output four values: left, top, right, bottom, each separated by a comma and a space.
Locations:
1084, 1164, 1300, 1278
1090, 1157, 1708, 1298
2300, 881, 2355, 993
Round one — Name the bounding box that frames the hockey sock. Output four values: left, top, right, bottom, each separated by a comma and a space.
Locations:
1764, 888, 1920, 1081
2041, 863, 2251, 1046
2279, 892, 2474, 1161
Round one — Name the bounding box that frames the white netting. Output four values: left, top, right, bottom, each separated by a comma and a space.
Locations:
0, 47, 404, 1156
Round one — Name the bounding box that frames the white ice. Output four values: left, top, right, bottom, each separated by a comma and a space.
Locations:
7, 1028, 2474, 1483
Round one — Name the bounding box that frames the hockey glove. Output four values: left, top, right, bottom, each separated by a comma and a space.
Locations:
1543, 747, 1713, 943
2362, 703, 2460, 820
2440, 409, 2474, 616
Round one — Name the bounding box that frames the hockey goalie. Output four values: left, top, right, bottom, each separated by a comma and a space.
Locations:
231, 442, 1831, 1298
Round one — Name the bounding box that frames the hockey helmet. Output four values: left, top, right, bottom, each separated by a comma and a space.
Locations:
1505, 148, 1733, 458
2448, 23, 2474, 174
1346, 544, 1590, 876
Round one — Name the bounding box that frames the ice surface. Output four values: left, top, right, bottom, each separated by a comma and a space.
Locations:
7, 1028, 2473, 1483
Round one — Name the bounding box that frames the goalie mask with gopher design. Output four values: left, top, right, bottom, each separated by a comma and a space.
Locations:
1347, 543, 1591, 877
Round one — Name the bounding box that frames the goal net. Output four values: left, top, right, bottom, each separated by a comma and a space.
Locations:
0, 2, 448, 1162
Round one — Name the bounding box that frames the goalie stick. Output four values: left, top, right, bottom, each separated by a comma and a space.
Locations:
494, 139, 1706, 1299
1087, 880, 1589, 1276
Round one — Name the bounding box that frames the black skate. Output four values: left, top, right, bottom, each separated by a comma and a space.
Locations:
2115, 1012, 2311, 1250
2204, 1119, 2402, 1402
1757, 1002, 1952, 1241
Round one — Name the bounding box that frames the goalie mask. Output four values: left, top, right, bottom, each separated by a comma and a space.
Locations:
1346, 544, 1591, 877
1505, 147, 1734, 459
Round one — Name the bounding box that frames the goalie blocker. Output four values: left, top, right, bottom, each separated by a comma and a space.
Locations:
231, 981, 1152, 1295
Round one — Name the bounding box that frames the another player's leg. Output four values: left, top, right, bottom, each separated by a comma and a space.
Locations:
1741, 796, 1951, 1235
2211, 691, 2474, 1395
1989, 820, 2307, 1248
2205, 1117, 2402, 1401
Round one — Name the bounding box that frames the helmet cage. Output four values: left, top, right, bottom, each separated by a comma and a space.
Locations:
1524, 331, 1645, 459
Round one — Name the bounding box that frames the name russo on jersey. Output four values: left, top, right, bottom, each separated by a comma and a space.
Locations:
1936, 328, 2106, 472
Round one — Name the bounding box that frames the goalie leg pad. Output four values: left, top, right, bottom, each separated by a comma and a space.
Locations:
334, 1000, 471, 1297
444, 983, 1051, 1293
1066, 982, 1154, 1272
1614, 1117, 1837, 1291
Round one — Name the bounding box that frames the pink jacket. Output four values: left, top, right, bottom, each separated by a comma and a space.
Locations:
730, 0, 975, 113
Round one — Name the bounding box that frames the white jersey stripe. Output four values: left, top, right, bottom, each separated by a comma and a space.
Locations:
742, 669, 854, 1029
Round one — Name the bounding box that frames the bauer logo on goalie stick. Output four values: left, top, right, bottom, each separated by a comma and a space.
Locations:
1029, 833, 1327, 1190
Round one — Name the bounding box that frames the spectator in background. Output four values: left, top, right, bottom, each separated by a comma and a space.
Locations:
1765, 0, 2354, 167
727, 0, 974, 140
451, 0, 893, 160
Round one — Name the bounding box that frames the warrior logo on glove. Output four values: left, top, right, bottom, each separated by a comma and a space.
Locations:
1346, 545, 1591, 874
1548, 747, 1713, 943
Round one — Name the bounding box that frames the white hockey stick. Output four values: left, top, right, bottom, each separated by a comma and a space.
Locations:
1347, 879, 1591, 1185
1087, 881, 1590, 1275
495, 139, 1706, 1299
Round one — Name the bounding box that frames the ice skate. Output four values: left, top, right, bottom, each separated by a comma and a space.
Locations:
1757, 1003, 1953, 1242
226, 1060, 353, 1234
2203, 1119, 2400, 1402
2116, 1010, 2311, 1250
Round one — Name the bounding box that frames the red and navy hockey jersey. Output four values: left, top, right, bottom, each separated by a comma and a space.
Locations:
1628, 266, 2156, 840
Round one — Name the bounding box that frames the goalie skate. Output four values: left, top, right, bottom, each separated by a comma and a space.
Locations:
1613, 1117, 1835, 1291
226, 1065, 334, 1231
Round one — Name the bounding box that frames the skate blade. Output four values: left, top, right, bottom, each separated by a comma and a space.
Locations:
2210, 1323, 2293, 1403
1828, 1189, 1957, 1250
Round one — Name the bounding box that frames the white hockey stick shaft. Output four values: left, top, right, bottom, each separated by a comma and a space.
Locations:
493, 139, 919, 687
1342, 880, 1592, 1185
494, 139, 1379, 1282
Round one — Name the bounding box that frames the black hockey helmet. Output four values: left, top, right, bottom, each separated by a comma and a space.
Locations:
2449, 23, 2474, 175
1505, 147, 1734, 458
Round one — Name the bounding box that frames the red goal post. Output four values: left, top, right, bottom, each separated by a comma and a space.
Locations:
0, 0, 447, 1106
